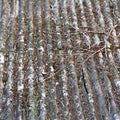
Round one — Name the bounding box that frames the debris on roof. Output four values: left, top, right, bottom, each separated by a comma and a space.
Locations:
0, 0, 120, 120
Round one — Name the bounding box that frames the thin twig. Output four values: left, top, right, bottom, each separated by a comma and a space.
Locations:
83, 24, 118, 64
40, 25, 118, 82
82, 46, 106, 64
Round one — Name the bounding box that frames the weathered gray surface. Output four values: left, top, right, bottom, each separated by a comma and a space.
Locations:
0, 0, 120, 120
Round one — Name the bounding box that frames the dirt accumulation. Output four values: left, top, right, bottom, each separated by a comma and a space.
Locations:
0, 0, 120, 120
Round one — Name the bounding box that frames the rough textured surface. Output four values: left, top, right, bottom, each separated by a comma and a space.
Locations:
0, 0, 120, 120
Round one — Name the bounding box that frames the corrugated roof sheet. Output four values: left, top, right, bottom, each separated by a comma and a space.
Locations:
0, 0, 120, 120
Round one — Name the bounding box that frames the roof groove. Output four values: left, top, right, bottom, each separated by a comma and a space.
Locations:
15, 1, 25, 119
34, 0, 46, 120
2, 1, 13, 120
25, 1, 35, 119
51, 0, 70, 119
43, 0, 58, 120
